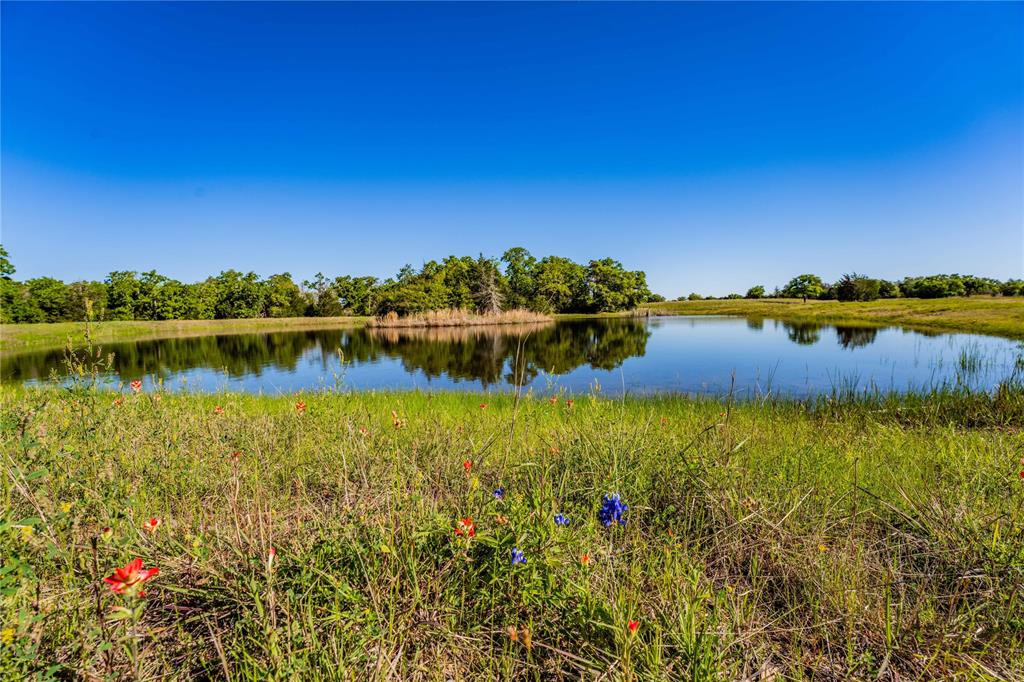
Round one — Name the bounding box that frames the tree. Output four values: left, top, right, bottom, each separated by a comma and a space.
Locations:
501, 247, 537, 309
26, 277, 70, 322
333, 275, 378, 316
471, 255, 504, 314
781, 274, 825, 302
0, 245, 14, 279
533, 256, 587, 313
264, 273, 307, 318
302, 272, 344, 317
745, 285, 765, 299
835, 273, 880, 302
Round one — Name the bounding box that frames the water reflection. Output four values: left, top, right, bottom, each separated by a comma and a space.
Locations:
3, 319, 652, 387
3, 316, 1016, 396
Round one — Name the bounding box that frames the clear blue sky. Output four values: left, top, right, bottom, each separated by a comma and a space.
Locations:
2, 2, 1021, 296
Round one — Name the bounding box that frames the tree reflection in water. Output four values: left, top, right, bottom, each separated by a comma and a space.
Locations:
3, 319, 653, 388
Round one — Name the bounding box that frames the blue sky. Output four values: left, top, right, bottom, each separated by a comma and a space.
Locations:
2, 2, 1021, 296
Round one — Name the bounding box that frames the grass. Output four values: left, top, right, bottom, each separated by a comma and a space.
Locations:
368, 309, 552, 328
644, 297, 1024, 340
1, 369, 1022, 679
0, 316, 367, 355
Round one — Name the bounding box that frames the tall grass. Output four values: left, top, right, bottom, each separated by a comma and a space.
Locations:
367, 308, 552, 328
1, 370, 1021, 678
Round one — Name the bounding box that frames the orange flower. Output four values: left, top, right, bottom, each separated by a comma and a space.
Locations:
230, 450, 241, 461
295, 401, 307, 412
566, 399, 574, 408
130, 380, 143, 393
142, 517, 161, 534
214, 406, 224, 415
580, 553, 591, 566
267, 546, 277, 569
628, 620, 639, 634
454, 517, 475, 538
463, 459, 472, 473
549, 395, 558, 405
479, 403, 488, 410
113, 398, 124, 407
104, 558, 158, 598
359, 426, 369, 436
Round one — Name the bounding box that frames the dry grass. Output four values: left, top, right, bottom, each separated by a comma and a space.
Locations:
367, 308, 552, 328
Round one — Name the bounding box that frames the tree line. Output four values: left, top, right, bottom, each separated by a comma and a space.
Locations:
0, 246, 654, 323
682, 273, 1024, 303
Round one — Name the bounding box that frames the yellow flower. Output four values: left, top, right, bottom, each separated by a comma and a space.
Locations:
818, 543, 828, 552
18, 525, 33, 539
60, 502, 72, 514
0, 628, 14, 645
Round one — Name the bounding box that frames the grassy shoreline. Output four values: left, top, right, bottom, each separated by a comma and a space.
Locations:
643, 296, 1024, 340
1, 297, 1021, 357
1, 385, 1021, 678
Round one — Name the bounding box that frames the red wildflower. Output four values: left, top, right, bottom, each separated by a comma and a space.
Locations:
267, 546, 277, 569
479, 403, 488, 410
214, 406, 224, 415
142, 517, 161, 534
230, 450, 241, 462
628, 620, 639, 634
549, 395, 558, 405
566, 399, 574, 408
104, 558, 158, 598
1019, 470, 1024, 480
580, 553, 591, 566
295, 401, 307, 412
455, 517, 475, 538
130, 380, 142, 393
359, 426, 369, 436
463, 459, 472, 473
113, 398, 124, 407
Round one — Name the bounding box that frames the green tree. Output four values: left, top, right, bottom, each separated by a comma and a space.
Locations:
265, 273, 307, 318
25, 277, 70, 322
501, 247, 537, 309
781, 274, 825, 302
745, 285, 765, 299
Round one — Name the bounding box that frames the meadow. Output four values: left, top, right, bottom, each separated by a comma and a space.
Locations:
1, 361, 1022, 679
644, 297, 1024, 340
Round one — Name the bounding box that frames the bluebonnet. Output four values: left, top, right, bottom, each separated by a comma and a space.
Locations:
554, 514, 570, 527
510, 548, 527, 565
598, 493, 628, 527
493, 487, 505, 500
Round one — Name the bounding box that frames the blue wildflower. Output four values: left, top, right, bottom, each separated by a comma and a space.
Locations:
554, 513, 570, 527
493, 487, 505, 500
510, 548, 527, 565
598, 493, 628, 527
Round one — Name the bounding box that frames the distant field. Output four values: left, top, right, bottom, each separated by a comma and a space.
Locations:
644, 296, 1024, 339
0, 316, 367, 355
1, 386, 1020, 678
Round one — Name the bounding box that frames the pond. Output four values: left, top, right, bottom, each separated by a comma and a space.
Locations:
3, 316, 1021, 397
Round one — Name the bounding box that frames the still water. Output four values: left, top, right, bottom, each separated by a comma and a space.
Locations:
3, 317, 1020, 397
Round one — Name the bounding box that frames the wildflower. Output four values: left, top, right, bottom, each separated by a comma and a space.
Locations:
510, 548, 526, 565
493, 487, 505, 500
153, 394, 162, 403
628, 620, 639, 634
359, 426, 369, 436
580, 553, 591, 566
455, 517, 475, 538
818, 543, 828, 552
295, 400, 307, 412
130, 379, 142, 393
0, 628, 13, 645
143, 517, 161, 534
598, 493, 628, 527
549, 446, 560, 455
660, 417, 668, 427
267, 546, 277, 569
214, 406, 224, 415
1019, 470, 1024, 480
554, 513, 570, 527
479, 403, 488, 410
104, 558, 159, 598
566, 399, 574, 408
113, 397, 124, 407
59, 502, 72, 514
391, 410, 406, 429
495, 514, 509, 525
520, 626, 532, 650
463, 460, 473, 473
230, 450, 241, 462
549, 395, 558, 405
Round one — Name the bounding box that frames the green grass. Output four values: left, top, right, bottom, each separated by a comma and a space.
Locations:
1, 376, 1022, 679
0, 316, 367, 355
644, 297, 1024, 340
